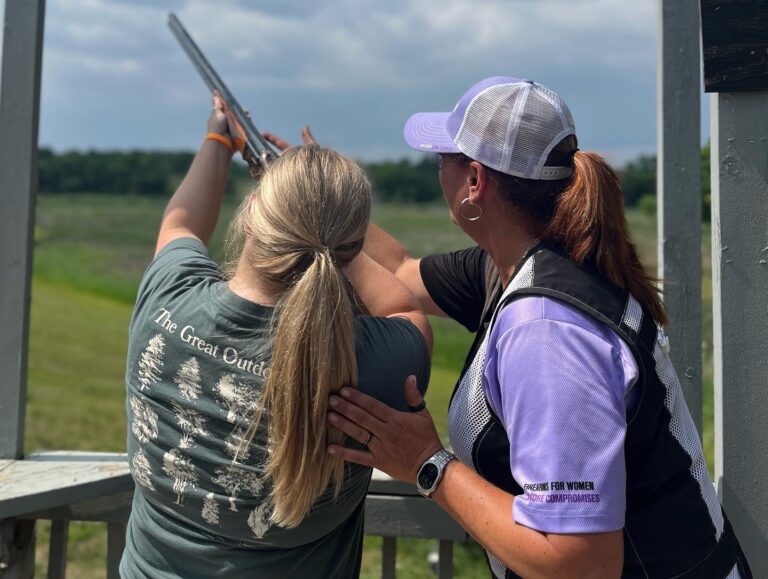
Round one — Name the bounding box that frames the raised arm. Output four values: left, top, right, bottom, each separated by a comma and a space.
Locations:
345, 252, 433, 353
155, 94, 236, 255
363, 224, 447, 318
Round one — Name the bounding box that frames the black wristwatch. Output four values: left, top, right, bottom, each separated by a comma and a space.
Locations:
416, 449, 457, 498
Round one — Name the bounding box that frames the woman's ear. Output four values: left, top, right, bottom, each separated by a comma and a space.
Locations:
468, 162, 486, 203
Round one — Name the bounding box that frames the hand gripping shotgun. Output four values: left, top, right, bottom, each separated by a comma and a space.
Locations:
168, 13, 280, 177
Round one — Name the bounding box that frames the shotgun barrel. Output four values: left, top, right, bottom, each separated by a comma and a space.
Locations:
168, 12, 279, 176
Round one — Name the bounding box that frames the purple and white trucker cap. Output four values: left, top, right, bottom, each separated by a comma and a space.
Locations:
404, 77, 576, 180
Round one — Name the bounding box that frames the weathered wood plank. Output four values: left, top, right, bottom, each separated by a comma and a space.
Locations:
701, 0, 768, 92
0, 519, 35, 579
20, 491, 134, 524
711, 91, 768, 577
0, 459, 132, 519
47, 520, 69, 579
0, 0, 46, 461
364, 495, 467, 541
369, 469, 420, 496
381, 536, 396, 579
657, 0, 703, 435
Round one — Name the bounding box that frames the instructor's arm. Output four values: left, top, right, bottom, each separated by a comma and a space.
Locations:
363, 224, 447, 318
327, 381, 623, 579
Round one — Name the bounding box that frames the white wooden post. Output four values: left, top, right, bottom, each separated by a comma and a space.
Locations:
0, 0, 46, 460
0, 0, 46, 573
657, 0, 703, 434
711, 91, 768, 575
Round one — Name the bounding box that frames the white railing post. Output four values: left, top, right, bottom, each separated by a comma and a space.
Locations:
711, 90, 768, 576
0, 0, 46, 460
47, 520, 69, 579
657, 0, 703, 434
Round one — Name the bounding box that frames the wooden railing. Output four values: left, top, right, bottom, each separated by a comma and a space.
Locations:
0, 452, 468, 578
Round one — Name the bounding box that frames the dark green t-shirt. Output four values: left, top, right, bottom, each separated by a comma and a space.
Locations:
120, 238, 430, 579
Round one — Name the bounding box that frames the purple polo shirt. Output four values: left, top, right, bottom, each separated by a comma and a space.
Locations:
484, 295, 638, 534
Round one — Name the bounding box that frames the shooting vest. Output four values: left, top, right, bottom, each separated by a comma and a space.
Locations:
447, 243, 750, 579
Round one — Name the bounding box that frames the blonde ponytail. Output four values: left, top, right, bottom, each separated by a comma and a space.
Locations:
227, 145, 371, 527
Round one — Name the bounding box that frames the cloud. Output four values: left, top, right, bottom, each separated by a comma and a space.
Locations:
30, 0, 662, 164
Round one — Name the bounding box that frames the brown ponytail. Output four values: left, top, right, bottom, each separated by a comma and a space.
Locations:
545, 150, 668, 326
489, 137, 668, 326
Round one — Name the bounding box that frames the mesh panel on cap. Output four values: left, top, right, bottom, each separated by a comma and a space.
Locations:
455, 83, 528, 172
508, 87, 569, 178
454, 81, 574, 179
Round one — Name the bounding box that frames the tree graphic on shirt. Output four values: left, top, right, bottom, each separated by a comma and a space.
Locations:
171, 400, 209, 449
130, 447, 155, 491
137, 333, 165, 392
214, 373, 260, 424
211, 464, 264, 512
130, 395, 159, 445
162, 448, 197, 505
224, 426, 253, 461
174, 357, 202, 401
247, 501, 273, 539
201, 492, 220, 526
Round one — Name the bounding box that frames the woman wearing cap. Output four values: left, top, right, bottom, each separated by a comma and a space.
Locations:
324, 77, 751, 578
119, 95, 431, 578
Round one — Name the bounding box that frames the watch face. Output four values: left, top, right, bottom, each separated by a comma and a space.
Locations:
418, 463, 439, 490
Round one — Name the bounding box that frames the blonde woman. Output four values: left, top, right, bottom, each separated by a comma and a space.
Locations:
119, 96, 431, 578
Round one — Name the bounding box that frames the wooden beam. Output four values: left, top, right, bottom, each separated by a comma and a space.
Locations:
364, 495, 467, 541
381, 537, 396, 579
711, 91, 768, 576
47, 520, 69, 579
106, 523, 126, 579
0, 0, 46, 459
657, 0, 703, 434
0, 519, 35, 578
701, 0, 768, 92
0, 456, 132, 519
438, 540, 453, 579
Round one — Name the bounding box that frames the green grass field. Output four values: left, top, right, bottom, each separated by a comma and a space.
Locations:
25, 194, 714, 578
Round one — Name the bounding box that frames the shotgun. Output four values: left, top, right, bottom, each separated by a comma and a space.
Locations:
168, 12, 279, 176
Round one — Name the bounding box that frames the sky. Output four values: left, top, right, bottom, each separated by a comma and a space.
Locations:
1, 0, 711, 166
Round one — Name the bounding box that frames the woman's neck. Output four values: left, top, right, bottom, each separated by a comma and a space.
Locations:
228, 253, 281, 307
479, 204, 539, 287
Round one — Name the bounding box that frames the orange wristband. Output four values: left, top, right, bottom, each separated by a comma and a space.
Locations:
205, 132, 234, 155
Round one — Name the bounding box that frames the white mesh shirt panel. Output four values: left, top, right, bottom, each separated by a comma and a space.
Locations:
447, 254, 535, 578
726, 563, 742, 579
447, 256, 535, 464
488, 554, 507, 579
447, 332, 493, 468
654, 338, 724, 540
509, 256, 535, 292
622, 295, 643, 333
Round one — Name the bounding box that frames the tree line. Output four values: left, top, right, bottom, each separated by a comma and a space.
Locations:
37, 146, 711, 217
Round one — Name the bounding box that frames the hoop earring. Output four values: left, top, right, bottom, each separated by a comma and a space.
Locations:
460, 197, 482, 221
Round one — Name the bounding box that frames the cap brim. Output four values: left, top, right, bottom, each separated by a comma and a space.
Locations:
403, 112, 460, 153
